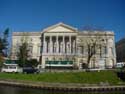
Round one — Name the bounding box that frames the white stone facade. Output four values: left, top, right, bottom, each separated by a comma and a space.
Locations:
11, 22, 116, 69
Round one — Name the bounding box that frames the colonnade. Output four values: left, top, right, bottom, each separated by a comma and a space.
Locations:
43, 35, 76, 54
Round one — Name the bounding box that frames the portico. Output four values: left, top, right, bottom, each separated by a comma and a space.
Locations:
41, 23, 78, 68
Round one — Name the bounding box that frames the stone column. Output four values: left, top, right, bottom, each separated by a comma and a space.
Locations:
75, 37, 76, 54
69, 36, 71, 54
63, 36, 65, 53
50, 36, 53, 53
43, 35, 46, 53
56, 36, 59, 53
73, 40, 75, 54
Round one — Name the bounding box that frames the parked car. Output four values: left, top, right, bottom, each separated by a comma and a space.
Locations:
1, 63, 22, 73
23, 66, 39, 74
115, 62, 125, 68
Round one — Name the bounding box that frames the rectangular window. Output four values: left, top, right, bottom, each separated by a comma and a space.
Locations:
111, 47, 114, 56
84, 47, 88, 55
78, 46, 82, 54
29, 46, 33, 54
82, 46, 84, 54
77, 46, 84, 55
104, 46, 107, 55
16, 43, 20, 53
80, 46, 82, 54
28, 45, 33, 57
100, 46, 102, 58
37, 46, 40, 56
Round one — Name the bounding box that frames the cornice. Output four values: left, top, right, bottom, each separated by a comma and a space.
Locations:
13, 32, 41, 36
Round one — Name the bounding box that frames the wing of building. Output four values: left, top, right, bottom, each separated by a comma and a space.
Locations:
11, 22, 116, 69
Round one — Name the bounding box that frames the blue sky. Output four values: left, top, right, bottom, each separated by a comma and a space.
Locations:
0, 0, 124, 42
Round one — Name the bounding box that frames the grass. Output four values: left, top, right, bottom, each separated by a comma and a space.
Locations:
0, 71, 124, 85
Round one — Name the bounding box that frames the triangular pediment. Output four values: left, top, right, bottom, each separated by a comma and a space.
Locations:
43, 22, 78, 33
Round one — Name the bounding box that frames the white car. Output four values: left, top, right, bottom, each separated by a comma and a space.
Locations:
115, 62, 125, 68
1, 63, 22, 73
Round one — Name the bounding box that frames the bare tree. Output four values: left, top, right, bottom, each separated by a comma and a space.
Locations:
78, 31, 105, 68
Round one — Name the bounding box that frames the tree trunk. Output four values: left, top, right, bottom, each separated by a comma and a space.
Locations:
87, 56, 91, 68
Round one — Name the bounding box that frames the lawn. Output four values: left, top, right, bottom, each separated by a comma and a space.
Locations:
0, 71, 124, 85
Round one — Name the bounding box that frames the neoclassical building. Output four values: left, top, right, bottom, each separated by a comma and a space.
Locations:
11, 22, 116, 69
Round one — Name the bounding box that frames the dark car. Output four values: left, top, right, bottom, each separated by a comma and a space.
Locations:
23, 67, 39, 74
